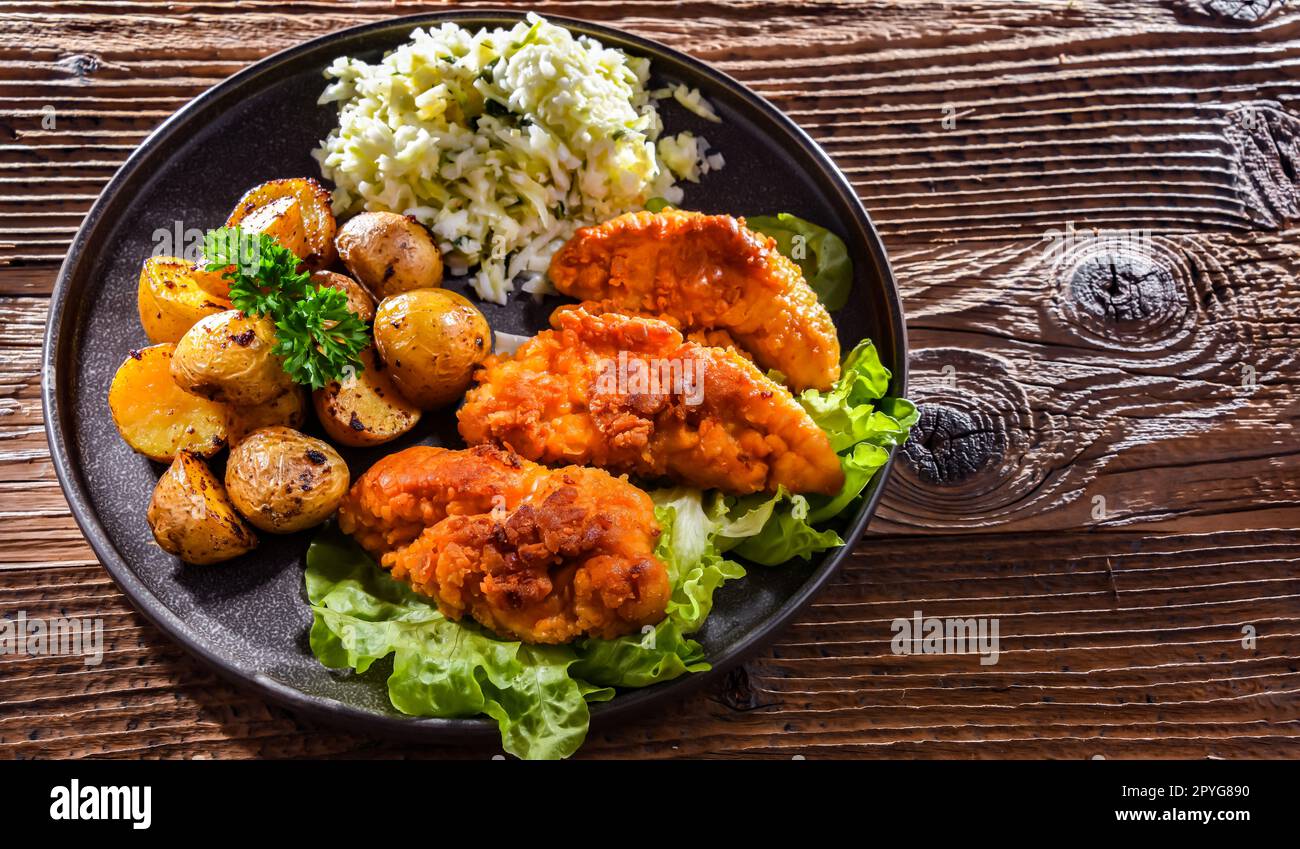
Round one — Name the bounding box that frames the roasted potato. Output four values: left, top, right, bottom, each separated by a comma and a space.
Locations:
147, 451, 257, 564
108, 344, 231, 462
373, 288, 490, 409
336, 212, 443, 299
312, 347, 422, 447
225, 427, 350, 534
190, 263, 234, 300
226, 177, 337, 269
310, 270, 375, 323
227, 386, 308, 445
137, 256, 232, 344
171, 310, 293, 406
236, 195, 309, 259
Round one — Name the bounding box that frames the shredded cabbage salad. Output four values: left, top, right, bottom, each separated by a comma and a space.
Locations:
314, 13, 722, 304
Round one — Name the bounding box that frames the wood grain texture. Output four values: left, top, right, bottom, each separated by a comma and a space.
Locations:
1, 0, 1298, 759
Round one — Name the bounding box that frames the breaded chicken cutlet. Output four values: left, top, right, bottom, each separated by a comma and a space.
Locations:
548, 208, 841, 391
457, 306, 845, 496
338, 444, 669, 644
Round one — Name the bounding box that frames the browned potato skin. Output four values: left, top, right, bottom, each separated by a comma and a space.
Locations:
309, 270, 375, 323
148, 452, 258, 564
373, 288, 491, 409
227, 387, 308, 445
224, 426, 350, 534
108, 344, 230, 462
137, 256, 232, 344
171, 310, 293, 406
312, 347, 422, 447
336, 212, 443, 299
226, 177, 338, 270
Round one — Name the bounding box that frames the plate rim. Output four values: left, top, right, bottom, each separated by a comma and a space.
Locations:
41, 10, 909, 742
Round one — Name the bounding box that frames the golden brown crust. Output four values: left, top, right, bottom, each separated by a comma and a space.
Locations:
311, 347, 422, 447
339, 444, 521, 555
147, 452, 257, 564
225, 177, 338, 270
338, 444, 669, 643
548, 209, 841, 391
457, 306, 845, 496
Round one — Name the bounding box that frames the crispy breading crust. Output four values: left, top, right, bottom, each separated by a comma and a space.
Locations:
458, 307, 845, 496
548, 209, 841, 391
338, 444, 669, 643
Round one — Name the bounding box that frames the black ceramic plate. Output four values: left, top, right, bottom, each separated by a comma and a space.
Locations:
43, 12, 907, 743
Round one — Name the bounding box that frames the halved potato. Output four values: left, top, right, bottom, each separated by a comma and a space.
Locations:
147, 452, 258, 564
189, 264, 234, 300
312, 347, 421, 447
237, 195, 308, 259
310, 270, 375, 323
171, 310, 293, 406
137, 256, 232, 344
227, 387, 308, 445
226, 178, 337, 269
225, 426, 350, 534
108, 344, 230, 462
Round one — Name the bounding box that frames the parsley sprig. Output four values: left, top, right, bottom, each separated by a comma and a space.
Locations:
203, 227, 368, 390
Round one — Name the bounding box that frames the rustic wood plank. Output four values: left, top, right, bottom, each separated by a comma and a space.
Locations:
877, 227, 1300, 533
7, 2, 1300, 276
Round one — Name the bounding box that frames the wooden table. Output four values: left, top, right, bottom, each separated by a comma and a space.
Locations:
3, 0, 1298, 759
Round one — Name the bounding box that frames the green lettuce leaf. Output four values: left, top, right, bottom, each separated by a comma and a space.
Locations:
306, 532, 593, 760
798, 340, 916, 452
806, 441, 891, 524
799, 339, 916, 501
722, 489, 843, 565
747, 212, 853, 311
650, 490, 747, 631
572, 619, 707, 688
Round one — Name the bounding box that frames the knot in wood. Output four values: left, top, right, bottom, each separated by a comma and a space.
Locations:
1226, 103, 1300, 229
57, 53, 102, 77
903, 401, 1006, 486
716, 665, 761, 712
1172, 0, 1283, 25
1068, 252, 1174, 324
1053, 237, 1192, 346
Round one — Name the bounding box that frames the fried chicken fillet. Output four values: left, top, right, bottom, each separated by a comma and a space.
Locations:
338, 444, 669, 644
548, 209, 841, 391
458, 306, 845, 496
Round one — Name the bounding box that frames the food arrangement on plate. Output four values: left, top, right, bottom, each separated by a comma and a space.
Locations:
96, 14, 915, 758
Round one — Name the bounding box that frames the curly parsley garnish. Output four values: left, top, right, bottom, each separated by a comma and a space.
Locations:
203, 227, 368, 390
